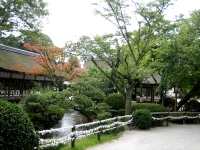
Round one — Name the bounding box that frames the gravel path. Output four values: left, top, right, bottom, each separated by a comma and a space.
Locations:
86, 123, 200, 150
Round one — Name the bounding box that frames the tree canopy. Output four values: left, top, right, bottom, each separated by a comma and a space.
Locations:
0, 0, 49, 35
150, 10, 200, 109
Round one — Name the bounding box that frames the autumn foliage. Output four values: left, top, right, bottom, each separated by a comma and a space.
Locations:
12, 42, 86, 90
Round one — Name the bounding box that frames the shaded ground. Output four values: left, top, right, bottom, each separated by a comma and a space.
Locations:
87, 123, 200, 150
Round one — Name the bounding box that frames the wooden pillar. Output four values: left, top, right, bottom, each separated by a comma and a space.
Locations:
145, 88, 148, 98
8, 73, 12, 98
20, 74, 25, 97
161, 90, 164, 106
151, 85, 154, 103
140, 81, 143, 102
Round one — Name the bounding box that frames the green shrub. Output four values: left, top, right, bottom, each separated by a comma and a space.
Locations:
97, 112, 112, 120
132, 109, 152, 129
19, 91, 68, 130
106, 93, 125, 110
132, 103, 166, 126
0, 100, 38, 150
118, 109, 125, 116
132, 103, 166, 112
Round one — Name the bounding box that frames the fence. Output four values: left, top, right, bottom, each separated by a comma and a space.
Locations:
36, 112, 200, 149
152, 112, 200, 126
36, 115, 133, 149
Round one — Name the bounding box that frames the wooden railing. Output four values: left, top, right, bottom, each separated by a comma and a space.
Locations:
36, 115, 133, 149
36, 112, 200, 149
152, 112, 200, 126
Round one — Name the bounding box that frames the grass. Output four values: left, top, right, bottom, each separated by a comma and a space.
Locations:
59, 132, 123, 150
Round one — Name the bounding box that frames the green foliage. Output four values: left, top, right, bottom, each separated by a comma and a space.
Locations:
106, 93, 125, 110
59, 132, 122, 150
96, 111, 112, 120
91, 102, 111, 120
132, 103, 165, 126
85, 67, 117, 95
0, 34, 22, 48
163, 97, 175, 109
68, 80, 106, 103
132, 109, 152, 129
183, 100, 200, 112
73, 95, 94, 110
151, 10, 200, 109
0, 99, 38, 150
19, 91, 68, 130
132, 103, 166, 112
66, 76, 111, 120
0, 0, 49, 35
118, 109, 125, 116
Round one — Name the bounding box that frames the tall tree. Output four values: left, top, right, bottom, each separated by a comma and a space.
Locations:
0, 0, 49, 35
76, 0, 174, 114
150, 10, 200, 110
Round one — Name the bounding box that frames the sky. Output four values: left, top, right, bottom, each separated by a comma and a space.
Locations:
42, 0, 200, 47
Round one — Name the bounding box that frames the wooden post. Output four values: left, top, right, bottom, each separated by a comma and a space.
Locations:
166, 107, 170, 127
97, 121, 101, 141
114, 118, 118, 136
129, 118, 133, 131
71, 126, 76, 148
183, 112, 186, 125
174, 92, 177, 111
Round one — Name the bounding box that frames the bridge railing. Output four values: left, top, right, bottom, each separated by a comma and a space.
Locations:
36, 115, 133, 149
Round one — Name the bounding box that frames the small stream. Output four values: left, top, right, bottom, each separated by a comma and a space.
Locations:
40, 109, 88, 139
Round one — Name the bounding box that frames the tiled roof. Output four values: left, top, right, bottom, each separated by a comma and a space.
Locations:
0, 44, 39, 72
0, 44, 39, 57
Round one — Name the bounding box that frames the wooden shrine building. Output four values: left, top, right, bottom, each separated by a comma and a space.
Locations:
0, 44, 53, 102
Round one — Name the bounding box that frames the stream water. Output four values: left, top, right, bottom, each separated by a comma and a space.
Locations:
40, 109, 88, 139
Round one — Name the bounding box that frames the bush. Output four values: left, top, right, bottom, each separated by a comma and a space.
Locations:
132, 103, 166, 112
118, 109, 125, 116
0, 100, 38, 150
132, 103, 166, 126
132, 109, 152, 129
106, 93, 125, 110
96, 112, 112, 120
19, 91, 68, 130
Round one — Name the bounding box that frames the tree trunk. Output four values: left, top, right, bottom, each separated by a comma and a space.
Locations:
125, 90, 132, 115
178, 80, 200, 110
124, 83, 136, 115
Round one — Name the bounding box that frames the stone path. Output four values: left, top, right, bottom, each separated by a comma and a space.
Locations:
86, 123, 200, 150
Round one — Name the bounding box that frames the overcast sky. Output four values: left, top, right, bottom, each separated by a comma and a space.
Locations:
42, 0, 200, 47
